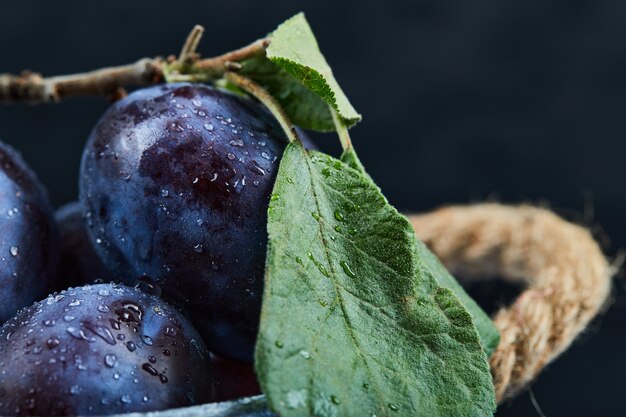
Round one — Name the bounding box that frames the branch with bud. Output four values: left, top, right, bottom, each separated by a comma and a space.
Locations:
0, 25, 269, 104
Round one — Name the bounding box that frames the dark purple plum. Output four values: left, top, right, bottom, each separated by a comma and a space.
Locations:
212, 354, 260, 402
0, 141, 58, 323
55, 202, 112, 290
80, 83, 288, 361
0, 283, 213, 416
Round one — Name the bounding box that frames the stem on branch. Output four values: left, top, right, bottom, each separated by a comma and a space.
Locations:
194, 38, 270, 71
178, 25, 205, 66
225, 72, 299, 144
331, 108, 352, 151
0, 59, 163, 103
0, 28, 270, 104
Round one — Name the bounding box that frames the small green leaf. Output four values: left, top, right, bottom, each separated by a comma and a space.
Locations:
340, 148, 499, 356
240, 58, 334, 131
256, 143, 496, 417
241, 13, 361, 131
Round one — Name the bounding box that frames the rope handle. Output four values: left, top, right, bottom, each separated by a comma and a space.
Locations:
408, 204, 614, 403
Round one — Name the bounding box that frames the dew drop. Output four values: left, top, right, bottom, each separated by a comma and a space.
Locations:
104, 354, 117, 368
83, 322, 116, 345
66, 326, 86, 340
46, 337, 60, 349
275, 340, 284, 348
126, 341, 136, 352
340, 261, 357, 278
388, 403, 399, 411
134, 276, 162, 297
334, 210, 344, 221
141, 335, 153, 346
203, 123, 214, 131
9, 246, 18, 257
142, 363, 158, 376
331, 395, 340, 405
164, 326, 177, 337
120, 394, 131, 404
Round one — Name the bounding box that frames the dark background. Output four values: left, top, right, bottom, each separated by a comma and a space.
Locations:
2, 1, 625, 415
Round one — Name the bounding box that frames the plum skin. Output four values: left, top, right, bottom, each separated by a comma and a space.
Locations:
80, 83, 288, 361
55, 202, 112, 290
212, 354, 260, 402
0, 283, 214, 416
0, 141, 58, 323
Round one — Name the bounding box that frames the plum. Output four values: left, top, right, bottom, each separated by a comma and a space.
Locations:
0, 283, 213, 416
212, 354, 261, 402
0, 141, 58, 323
79, 83, 288, 361
55, 202, 112, 290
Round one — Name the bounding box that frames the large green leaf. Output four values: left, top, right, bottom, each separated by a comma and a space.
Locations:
256, 143, 496, 417
418, 243, 500, 356
340, 148, 499, 356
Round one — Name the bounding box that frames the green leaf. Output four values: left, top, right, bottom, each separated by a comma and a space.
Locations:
256, 143, 496, 417
241, 13, 361, 131
340, 148, 499, 356
417, 243, 500, 357
240, 58, 334, 131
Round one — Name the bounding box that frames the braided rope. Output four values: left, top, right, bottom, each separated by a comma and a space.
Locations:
408, 204, 613, 403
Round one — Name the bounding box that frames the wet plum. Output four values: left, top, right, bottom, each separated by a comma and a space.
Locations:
212, 354, 260, 402
55, 202, 112, 290
79, 83, 288, 361
0, 141, 58, 323
0, 283, 214, 416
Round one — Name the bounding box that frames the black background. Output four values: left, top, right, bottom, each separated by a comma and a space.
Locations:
2, 1, 625, 415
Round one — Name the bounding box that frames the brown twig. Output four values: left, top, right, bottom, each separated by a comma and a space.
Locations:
194, 38, 270, 71
178, 25, 205, 65
0, 27, 270, 104
0, 59, 163, 103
